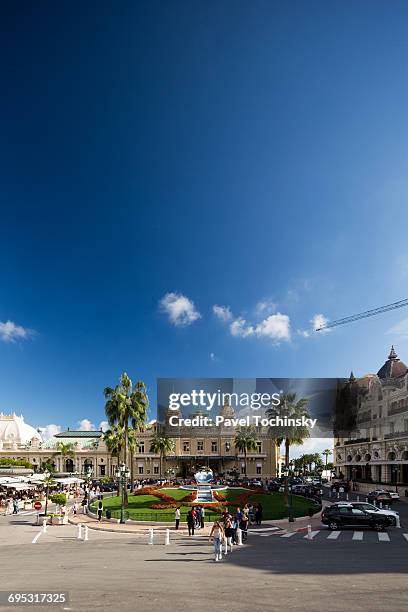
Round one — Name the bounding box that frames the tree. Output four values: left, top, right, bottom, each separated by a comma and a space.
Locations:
267, 393, 310, 504
234, 427, 258, 478
54, 442, 75, 473
149, 433, 175, 478
103, 425, 124, 494
104, 373, 149, 505
322, 448, 332, 472
127, 428, 139, 488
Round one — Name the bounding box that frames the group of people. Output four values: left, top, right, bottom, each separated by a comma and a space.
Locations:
208, 505, 255, 561
184, 505, 205, 534
0, 496, 20, 515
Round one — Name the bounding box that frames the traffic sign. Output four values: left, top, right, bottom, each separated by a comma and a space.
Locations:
34, 501, 42, 510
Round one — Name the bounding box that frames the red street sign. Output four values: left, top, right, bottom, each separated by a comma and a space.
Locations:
34, 501, 42, 510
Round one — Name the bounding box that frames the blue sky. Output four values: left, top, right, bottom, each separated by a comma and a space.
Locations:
2, 1, 408, 457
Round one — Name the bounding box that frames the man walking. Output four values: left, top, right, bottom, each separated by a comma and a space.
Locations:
175, 507, 180, 530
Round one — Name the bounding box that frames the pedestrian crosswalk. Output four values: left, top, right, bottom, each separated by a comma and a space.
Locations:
250, 529, 408, 543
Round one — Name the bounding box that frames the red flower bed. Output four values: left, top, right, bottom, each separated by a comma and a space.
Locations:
213, 491, 227, 502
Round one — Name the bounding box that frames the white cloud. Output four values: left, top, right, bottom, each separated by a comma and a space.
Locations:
255, 300, 276, 315
99, 420, 109, 432
39, 423, 61, 440
210, 352, 216, 361
160, 292, 201, 327
255, 313, 291, 341
311, 313, 330, 333
0, 320, 34, 343
77, 418, 96, 431
230, 317, 255, 337
212, 304, 233, 322
297, 329, 310, 338
386, 318, 408, 339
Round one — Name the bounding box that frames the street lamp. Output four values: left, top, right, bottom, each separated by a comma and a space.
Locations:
283, 461, 295, 522
115, 463, 130, 524
392, 465, 399, 492
43, 469, 50, 516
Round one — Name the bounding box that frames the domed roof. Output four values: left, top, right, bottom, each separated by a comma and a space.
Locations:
0, 413, 42, 447
377, 346, 408, 380
219, 401, 235, 418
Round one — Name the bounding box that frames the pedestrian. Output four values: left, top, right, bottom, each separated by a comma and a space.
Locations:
255, 503, 263, 526
13, 498, 19, 515
175, 506, 180, 530
209, 521, 224, 562
187, 510, 195, 536
223, 515, 234, 552
240, 513, 249, 542
200, 505, 205, 529
97, 499, 103, 522
72, 500, 78, 516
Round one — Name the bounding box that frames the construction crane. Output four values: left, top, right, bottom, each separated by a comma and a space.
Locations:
315, 297, 408, 331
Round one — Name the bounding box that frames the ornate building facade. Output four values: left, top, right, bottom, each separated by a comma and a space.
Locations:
0, 403, 278, 479
335, 346, 408, 487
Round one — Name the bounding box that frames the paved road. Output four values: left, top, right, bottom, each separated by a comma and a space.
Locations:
1, 510, 408, 612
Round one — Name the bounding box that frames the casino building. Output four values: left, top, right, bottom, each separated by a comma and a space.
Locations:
0, 401, 279, 479
335, 346, 408, 489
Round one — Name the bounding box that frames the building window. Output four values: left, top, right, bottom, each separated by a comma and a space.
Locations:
138, 442, 145, 453
256, 465, 262, 475
183, 441, 190, 453
153, 465, 159, 474
211, 441, 218, 453
256, 441, 262, 453
197, 440, 203, 452
99, 465, 106, 476
241, 465, 245, 475
390, 422, 395, 434
225, 441, 231, 452
138, 466, 144, 474
404, 419, 408, 432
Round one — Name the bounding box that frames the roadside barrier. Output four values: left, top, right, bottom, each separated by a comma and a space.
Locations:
42, 519, 47, 534
77, 524, 83, 540
396, 515, 401, 528
148, 528, 154, 545
357, 495, 360, 501
307, 524, 312, 540
165, 529, 170, 545
84, 525, 89, 541
237, 528, 243, 546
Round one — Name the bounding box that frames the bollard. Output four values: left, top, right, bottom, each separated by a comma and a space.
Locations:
84, 525, 89, 541
165, 529, 170, 545
357, 495, 360, 502
366, 497, 368, 503
337, 492, 339, 499
237, 528, 243, 546
42, 519, 47, 533
307, 524, 312, 540
77, 524, 83, 540
346, 493, 349, 501
223, 538, 228, 555
148, 528, 154, 545
396, 515, 401, 528
380, 502, 383, 509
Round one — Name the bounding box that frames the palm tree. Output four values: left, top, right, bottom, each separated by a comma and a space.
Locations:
322, 448, 332, 472
233, 427, 258, 479
103, 425, 123, 492
54, 442, 75, 473
127, 428, 139, 488
267, 393, 310, 504
104, 373, 149, 504
149, 433, 174, 478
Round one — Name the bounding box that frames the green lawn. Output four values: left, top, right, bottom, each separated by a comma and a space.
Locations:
91, 488, 318, 522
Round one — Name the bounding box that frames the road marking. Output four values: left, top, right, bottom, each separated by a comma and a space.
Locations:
303, 530, 319, 539
32, 531, 42, 544
378, 532, 390, 542
327, 531, 341, 539
252, 527, 280, 532
403, 533, 408, 542
280, 532, 297, 538
352, 531, 363, 541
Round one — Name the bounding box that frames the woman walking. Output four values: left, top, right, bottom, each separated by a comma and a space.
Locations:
186, 510, 195, 536
175, 507, 181, 530
209, 521, 224, 562
97, 498, 103, 522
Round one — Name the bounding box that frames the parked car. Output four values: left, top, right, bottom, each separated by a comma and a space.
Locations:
367, 490, 393, 504
328, 501, 399, 526
321, 505, 388, 531
385, 490, 400, 500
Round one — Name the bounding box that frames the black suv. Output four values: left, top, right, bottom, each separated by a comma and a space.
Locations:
321, 505, 388, 531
